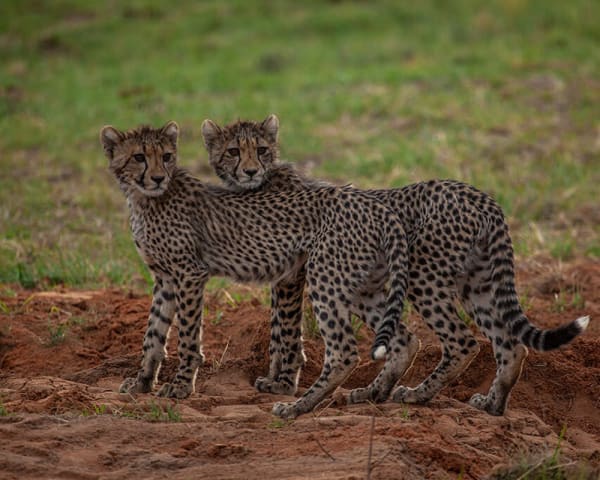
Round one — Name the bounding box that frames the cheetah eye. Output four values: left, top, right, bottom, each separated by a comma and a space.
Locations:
227, 148, 240, 156
133, 153, 146, 163
162, 152, 172, 162
257, 146, 268, 155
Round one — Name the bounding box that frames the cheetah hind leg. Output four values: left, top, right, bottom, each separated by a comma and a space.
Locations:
459, 261, 528, 415
272, 300, 358, 419
468, 343, 528, 415
348, 332, 420, 404
347, 291, 420, 404
392, 299, 480, 405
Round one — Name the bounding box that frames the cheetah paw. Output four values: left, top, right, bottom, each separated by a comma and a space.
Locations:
156, 381, 193, 399
347, 386, 387, 404
347, 387, 370, 404
255, 376, 297, 396
119, 376, 152, 395
468, 393, 504, 416
468, 393, 488, 410
391, 385, 428, 404
272, 401, 299, 420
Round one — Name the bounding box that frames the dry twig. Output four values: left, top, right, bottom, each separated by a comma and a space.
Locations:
366, 414, 375, 480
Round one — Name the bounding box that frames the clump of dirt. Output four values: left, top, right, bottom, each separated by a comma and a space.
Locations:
0, 258, 599, 479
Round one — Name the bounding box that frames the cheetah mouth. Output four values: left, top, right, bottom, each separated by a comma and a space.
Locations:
137, 184, 167, 197
239, 177, 264, 188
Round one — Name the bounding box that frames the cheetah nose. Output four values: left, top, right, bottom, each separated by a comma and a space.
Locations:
243, 168, 258, 178
151, 176, 165, 185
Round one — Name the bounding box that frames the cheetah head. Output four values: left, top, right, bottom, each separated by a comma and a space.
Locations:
201, 114, 279, 190
100, 121, 179, 197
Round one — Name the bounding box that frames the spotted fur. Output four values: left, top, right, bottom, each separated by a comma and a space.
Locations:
101, 121, 415, 419
207, 115, 590, 416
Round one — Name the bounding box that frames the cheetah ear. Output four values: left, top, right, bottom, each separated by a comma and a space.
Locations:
161, 121, 179, 146
261, 114, 279, 144
201, 119, 222, 150
100, 125, 123, 159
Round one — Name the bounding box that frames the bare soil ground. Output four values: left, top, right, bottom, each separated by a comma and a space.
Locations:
0, 258, 599, 479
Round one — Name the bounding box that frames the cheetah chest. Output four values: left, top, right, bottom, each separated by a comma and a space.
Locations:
129, 215, 153, 265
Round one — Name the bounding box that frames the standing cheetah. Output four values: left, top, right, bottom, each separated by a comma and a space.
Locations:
203, 114, 590, 415
101, 120, 417, 419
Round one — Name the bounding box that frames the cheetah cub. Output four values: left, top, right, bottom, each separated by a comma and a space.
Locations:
101, 120, 416, 419
205, 114, 590, 416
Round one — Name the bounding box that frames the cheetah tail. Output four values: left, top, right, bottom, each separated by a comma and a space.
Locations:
371, 294, 401, 359
370, 280, 407, 360
489, 224, 590, 350
371, 332, 387, 360
510, 312, 589, 351
371, 220, 409, 361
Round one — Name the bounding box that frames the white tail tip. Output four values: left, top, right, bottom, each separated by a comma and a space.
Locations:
373, 345, 387, 360
576, 315, 590, 331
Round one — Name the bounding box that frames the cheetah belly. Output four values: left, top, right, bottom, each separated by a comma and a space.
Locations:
205, 250, 304, 284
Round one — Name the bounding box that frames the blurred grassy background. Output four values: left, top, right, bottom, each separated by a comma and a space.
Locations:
0, 0, 598, 289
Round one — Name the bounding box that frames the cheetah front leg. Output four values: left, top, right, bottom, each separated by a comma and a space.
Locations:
272, 290, 358, 419
157, 271, 208, 399
255, 268, 306, 396
120, 275, 176, 394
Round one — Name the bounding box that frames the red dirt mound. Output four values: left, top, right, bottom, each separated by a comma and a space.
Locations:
0, 258, 599, 479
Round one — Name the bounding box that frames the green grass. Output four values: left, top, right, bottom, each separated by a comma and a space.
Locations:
81, 403, 108, 417
551, 289, 586, 313
303, 305, 320, 339
351, 315, 365, 340
1, 0, 599, 288
491, 426, 598, 479
45, 321, 68, 346
147, 400, 181, 422
268, 418, 292, 429
43, 305, 90, 346
81, 400, 182, 422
